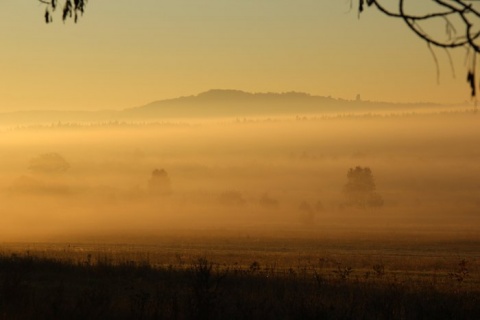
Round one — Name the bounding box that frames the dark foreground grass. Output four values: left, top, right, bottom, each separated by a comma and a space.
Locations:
0, 253, 479, 320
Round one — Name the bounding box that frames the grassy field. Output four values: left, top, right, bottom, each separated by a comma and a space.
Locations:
1, 232, 479, 319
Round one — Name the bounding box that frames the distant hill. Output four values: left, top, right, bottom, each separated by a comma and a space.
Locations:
0, 90, 468, 127
123, 89, 457, 119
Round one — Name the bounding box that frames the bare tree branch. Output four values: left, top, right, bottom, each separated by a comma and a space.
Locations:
360, 0, 480, 97
39, 0, 87, 24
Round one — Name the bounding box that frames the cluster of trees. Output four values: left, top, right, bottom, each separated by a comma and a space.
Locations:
13, 153, 386, 213
214, 165, 384, 227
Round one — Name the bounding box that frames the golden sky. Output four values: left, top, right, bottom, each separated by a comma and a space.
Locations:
0, 1, 470, 111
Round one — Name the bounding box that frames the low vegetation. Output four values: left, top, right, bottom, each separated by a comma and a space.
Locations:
0, 246, 478, 320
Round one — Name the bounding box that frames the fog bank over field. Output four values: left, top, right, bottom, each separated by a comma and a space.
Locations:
0, 101, 479, 242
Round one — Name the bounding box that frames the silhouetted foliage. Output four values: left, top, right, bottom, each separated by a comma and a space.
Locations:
298, 200, 326, 224
343, 166, 384, 208
148, 169, 172, 196
28, 153, 70, 175
358, 1, 480, 98
40, 0, 87, 23
298, 200, 315, 224
218, 191, 246, 207
314, 200, 325, 212
9, 175, 70, 195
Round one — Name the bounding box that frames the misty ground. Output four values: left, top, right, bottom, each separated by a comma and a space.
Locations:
0, 110, 479, 318
0, 111, 479, 240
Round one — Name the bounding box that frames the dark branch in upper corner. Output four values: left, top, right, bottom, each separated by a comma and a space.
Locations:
359, 0, 480, 98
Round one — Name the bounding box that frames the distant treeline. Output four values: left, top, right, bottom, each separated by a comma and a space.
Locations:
1, 109, 476, 132
2, 121, 194, 132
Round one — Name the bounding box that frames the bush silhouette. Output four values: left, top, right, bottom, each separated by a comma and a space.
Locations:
148, 169, 172, 196
28, 153, 70, 175
258, 193, 279, 209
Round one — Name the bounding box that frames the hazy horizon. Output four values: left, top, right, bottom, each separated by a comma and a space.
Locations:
1, 88, 472, 114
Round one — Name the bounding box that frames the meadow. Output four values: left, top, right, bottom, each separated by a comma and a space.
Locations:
0, 110, 479, 318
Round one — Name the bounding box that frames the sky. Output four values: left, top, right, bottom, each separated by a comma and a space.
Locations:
0, 0, 472, 111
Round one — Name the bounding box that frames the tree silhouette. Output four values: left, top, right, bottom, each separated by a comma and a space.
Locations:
343, 166, 383, 208
358, 1, 480, 97
40, 0, 87, 23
